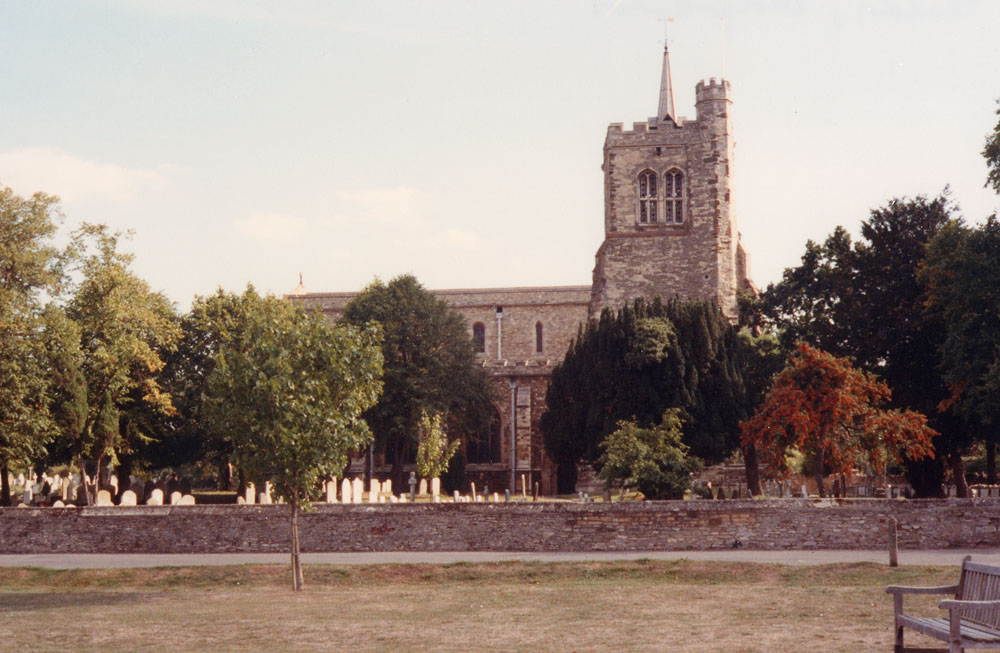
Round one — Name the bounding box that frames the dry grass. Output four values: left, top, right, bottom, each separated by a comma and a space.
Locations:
0, 560, 959, 652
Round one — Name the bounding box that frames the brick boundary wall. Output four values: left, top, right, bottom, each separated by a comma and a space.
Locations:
2, 499, 999, 554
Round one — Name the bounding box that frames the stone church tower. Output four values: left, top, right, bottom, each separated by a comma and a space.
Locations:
589, 45, 751, 320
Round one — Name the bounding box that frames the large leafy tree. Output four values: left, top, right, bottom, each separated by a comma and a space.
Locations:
541, 298, 747, 493
205, 296, 382, 591
340, 275, 493, 488
65, 224, 180, 502
761, 194, 966, 496
922, 217, 1000, 457
985, 99, 1000, 195
155, 287, 271, 490
741, 344, 937, 496
0, 187, 65, 505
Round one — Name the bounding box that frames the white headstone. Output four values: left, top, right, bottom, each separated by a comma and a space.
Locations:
262, 481, 273, 504
120, 490, 138, 506
95, 489, 113, 506
418, 478, 428, 496
52, 500, 65, 508
398, 494, 408, 503
383, 479, 392, 496
110, 475, 119, 494
492, 492, 500, 503
431, 477, 440, 497
453, 490, 460, 502
179, 494, 196, 505
368, 480, 380, 503
170, 491, 182, 505
326, 480, 338, 503
147, 488, 164, 506
433, 494, 441, 503
237, 496, 246, 505
341, 478, 353, 504
21, 487, 32, 506
389, 495, 398, 503
245, 483, 256, 505
352, 478, 363, 504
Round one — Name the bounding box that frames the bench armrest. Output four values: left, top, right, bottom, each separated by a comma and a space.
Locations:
939, 599, 1000, 612
886, 584, 959, 595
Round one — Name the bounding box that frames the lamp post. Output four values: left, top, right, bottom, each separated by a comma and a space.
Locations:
509, 378, 517, 492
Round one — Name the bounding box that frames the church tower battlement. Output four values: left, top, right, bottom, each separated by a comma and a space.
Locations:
589, 48, 751, 320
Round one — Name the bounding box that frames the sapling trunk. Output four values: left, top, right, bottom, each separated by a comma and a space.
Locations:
0, 461, 10, 507
951, 452, 969, 498
815, 449, 826, 498
743, 444, 762, 497
290, 497, 304, 591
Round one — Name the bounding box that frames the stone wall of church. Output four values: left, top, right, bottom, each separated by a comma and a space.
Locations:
5, 499, 1000, 553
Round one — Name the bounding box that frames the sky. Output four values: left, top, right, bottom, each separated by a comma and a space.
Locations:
2, 0, 999, 309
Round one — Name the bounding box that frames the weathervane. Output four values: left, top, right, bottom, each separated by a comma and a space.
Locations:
658, 17, 674, 48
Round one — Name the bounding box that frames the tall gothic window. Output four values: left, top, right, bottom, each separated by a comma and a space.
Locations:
664, 169, 684, 224
467, 408, 502, 464
472, 322, 486, 353
535, 322, 544, 353
638, 170, 657, 224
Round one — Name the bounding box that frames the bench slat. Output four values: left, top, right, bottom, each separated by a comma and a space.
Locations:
897, 615, 1000, 643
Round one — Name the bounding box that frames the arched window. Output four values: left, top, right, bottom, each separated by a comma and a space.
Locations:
664, 169, 684, 224
535, 322, 544, 353
472, 322, 486, 353
637, 170, 658, 224
467, 408, 502, 464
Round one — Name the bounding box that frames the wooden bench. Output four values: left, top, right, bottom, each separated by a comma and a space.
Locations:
887, 556, 1000, 652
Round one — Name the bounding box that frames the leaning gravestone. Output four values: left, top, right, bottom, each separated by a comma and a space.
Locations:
147, 488, 164, 506
120, 490, 138, 506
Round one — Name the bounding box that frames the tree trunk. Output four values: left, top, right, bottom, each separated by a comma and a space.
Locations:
115, 455, 133, 503
815, 449, 826, 498
290, 498, 304, 591
236, 468, 246, 502
988, 441, 997, 485
951, 452, 969, 498
0, 460, 10, 507
78, 459, 93, 506
743, 444, 762, 497
218, 460, 233, 491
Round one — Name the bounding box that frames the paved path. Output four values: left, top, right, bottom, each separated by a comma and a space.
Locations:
3, 549, 1000, 569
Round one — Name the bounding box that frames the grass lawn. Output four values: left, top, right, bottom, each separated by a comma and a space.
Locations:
0, 560, 958, 652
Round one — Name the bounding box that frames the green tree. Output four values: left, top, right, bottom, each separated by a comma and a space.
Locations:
65, 223, 180, 502
541, 298, 747, 493
155, 287, 271, 490
597, 409, 702, 500
985, 99, 1000, 194
0, 187, 65, 505
415, 411, 460, 480
205, 296, 382, 591
340, 275, 493, 488
922, 215, 1000, 488
761, 194, 967, 496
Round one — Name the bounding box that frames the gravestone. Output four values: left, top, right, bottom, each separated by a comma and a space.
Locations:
147, 488, 164, 506
418, 478, 428, 496
52, 500, 65, 508
341, 478, 352, 504
263, 481, 273, 504
492, 492, 500, 503
21, 486, 32, 505
109, 475, 119, 495
245, 482, 256, 505
398, 494, 408, 503
120, 490, 138, 506
170, 491, 182, 505
179, 494, 196, 505
431, 477, 440, 498
383, 479, 392, 496
352, 478, 363, 504
369, 478, 380, 500
326, 480, 338, 503
453, 490, 460, 502
95, 489, 114, 506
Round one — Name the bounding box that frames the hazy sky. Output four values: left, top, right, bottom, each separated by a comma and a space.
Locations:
2, 1, 998, 308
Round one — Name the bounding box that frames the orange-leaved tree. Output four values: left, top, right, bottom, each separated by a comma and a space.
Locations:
740, 343, 937, 496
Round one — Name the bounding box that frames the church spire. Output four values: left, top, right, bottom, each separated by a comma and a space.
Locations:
657, 42, 676, 123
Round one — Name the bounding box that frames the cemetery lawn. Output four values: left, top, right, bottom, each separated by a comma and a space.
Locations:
0, 560, 955, 652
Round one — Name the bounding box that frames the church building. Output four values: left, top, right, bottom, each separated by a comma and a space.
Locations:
289, 46, 753, 494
